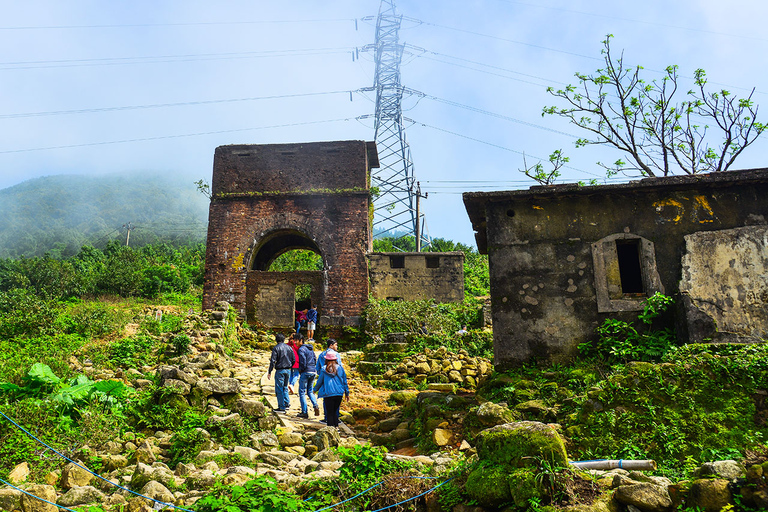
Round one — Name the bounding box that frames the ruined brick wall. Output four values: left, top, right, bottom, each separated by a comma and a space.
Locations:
464, 169, 768, 367
368, 252, 465, 302
203, 141, 376, 327
246, 271, 324, 327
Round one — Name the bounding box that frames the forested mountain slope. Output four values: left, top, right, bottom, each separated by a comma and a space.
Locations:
0, 173, 209, 258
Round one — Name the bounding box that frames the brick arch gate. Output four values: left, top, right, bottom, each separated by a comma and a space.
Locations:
202, 140, 378, 328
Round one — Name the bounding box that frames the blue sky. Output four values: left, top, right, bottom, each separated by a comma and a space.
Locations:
1, 0, 767, 246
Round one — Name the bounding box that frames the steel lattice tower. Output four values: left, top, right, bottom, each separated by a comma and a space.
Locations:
370, 0, 424, 244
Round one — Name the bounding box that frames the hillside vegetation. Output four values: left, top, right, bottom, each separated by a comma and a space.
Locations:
0, 173, 208, 259
1, 240, 767, 512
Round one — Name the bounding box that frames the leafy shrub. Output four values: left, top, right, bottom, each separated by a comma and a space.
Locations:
169, 334, 192, 356
0, 288, 58, 338
140, 264, 191, 297
364, 298, 481, 337
55, 301, 126, 338
582, 293, 676, 362
108, 334, 158, 369
0, 334, 84, 384
194, 477, 314, 512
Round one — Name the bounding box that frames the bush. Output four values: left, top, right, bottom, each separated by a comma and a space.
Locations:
363, 298, 482, 337
0, 288, 58, 338
0, 334, 84, 384
108, 334, 158, 369
194, 477, 314, 512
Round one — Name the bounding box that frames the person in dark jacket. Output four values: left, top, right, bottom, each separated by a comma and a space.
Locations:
313, 352, 349, 428
267, 333, 295, 412
306, 305, 318, 340
297, 337, 320, 418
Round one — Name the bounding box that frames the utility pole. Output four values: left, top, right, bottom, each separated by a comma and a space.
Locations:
123, 222, 134, 246
415, 182, 427, 252
365, 0, 429, 248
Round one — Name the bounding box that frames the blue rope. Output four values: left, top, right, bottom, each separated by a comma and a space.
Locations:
0, 410, 192, 512
368, 477, 454, 512
314, 480, 385, 512
0, 477, 78, 512
313, 476, 451, 512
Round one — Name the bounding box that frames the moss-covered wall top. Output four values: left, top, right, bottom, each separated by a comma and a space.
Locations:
212, 140, 377, 196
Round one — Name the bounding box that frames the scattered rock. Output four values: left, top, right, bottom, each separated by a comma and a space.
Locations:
8, 462, 30, 484
57, 486, 106, 507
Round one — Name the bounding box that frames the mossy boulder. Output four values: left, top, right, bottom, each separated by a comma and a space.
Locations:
475, 421, 568, 467
465, 421, 567, 508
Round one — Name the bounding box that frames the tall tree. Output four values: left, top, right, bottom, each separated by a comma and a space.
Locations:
543, 35, 765, 177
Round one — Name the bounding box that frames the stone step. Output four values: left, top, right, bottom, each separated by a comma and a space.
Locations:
385, 332, 407, 343
368, 342, 409, 353
366, 351, 407, 363
357, 361, 398, 375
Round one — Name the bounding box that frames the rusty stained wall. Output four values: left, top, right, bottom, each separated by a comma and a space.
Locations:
368, 252, 465, 302
464, 169, 768, 368
203, 141, 375, 326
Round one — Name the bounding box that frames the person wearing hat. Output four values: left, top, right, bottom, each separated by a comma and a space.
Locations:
316, 338, 342, 423
313, 351, 349, 428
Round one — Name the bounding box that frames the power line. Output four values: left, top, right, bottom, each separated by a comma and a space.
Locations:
406, 117, 604, 178
0, 19, 357, 30
0, 118, 354, 154
0, 48, 355, 71
0, 90, 360, 119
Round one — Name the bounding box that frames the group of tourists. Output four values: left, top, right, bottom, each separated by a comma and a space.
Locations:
294, 305, 318, 340
267, 331, 349, 428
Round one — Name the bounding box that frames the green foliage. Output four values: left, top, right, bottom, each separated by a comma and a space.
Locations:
0, 334, 85, 384
582, 293, 676, 362
268, 249, 323, 271
170, 333, 192, 356
194, 477, 314, 512
364, 297, 479, 337
55, 301, 127, 338
544, 35, 765, 177
168, 411, 209, 467
0, 173, 208, 259
520, 150, 569, 185
0, 364, 130, 421
0, 288, 58, 338
108, 334, 158, 369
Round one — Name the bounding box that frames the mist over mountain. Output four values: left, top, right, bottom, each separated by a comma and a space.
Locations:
0, 172, 209, 258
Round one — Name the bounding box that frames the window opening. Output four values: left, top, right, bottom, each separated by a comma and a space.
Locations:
425, 256, 440, 268
616, 240, 644, 294
390, 255, 405, 268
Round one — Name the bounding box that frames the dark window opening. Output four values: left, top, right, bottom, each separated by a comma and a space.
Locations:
506, 209, 515, 218
390, 256, 405, 268
616, 240, 644, 294
426, 256, 440, 268
386, 296, 403, 301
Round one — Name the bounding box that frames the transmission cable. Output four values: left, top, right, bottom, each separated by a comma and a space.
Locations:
0, 118, 354, 154
0, 89, 363, 119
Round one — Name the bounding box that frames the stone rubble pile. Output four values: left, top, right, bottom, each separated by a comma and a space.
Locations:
381, 346, 492, 389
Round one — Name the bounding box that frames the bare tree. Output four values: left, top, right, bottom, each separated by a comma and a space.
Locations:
543, 35, 765, 177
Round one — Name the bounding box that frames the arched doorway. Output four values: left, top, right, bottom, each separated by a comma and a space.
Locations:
246, 230, 325, 327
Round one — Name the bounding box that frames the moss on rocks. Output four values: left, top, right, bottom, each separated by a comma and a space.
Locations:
475, 421, 568, 467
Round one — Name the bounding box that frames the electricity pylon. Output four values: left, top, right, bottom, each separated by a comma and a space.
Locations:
368, 0, 429, 249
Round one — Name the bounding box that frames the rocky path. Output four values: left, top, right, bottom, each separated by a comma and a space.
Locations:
234, 348, 356, 437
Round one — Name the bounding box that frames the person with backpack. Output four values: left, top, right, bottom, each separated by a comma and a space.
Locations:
266, 333, 295, 413
297, 336, 320, 419
313, 352, 349, 428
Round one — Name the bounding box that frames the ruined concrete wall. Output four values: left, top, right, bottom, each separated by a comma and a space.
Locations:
203, 141, 374, 326
368, 252, 465, 303
464, 169, 768, 367
680, 225, 768, 343
246, 271, 324, 328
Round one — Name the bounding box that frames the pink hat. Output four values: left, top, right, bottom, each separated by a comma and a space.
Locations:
325, 353, 337, 361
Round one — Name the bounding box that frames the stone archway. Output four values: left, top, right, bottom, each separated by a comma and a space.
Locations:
202, 140, 377, 327
245, 229, 325, 327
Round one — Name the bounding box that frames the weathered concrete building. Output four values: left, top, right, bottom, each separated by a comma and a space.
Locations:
368, 252, 465, 302
464, 169, 768, 368
203, 140, 464, 328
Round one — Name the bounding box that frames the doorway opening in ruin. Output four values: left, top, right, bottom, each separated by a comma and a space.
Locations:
247, 230, 325, 326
